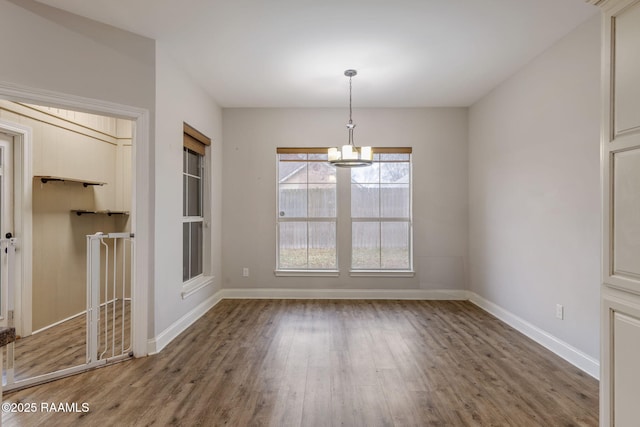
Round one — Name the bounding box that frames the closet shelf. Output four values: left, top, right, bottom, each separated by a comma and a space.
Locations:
35, 176, 106, 187
71, 210, 129, 217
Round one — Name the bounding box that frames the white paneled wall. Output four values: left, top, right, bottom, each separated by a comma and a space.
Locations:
25, 104, 119, 136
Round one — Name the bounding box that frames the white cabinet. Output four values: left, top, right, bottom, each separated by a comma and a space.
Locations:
595, 0, 640, 425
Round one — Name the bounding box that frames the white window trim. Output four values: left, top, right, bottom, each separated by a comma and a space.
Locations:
182, 135, 212, 297
276, 148, 413, 277
350, 153, 413, 272
276, 151, 338, 272
274, 269, 340, 277
349, 270, 415, 277
182, 149, 205, 283
181, 274, 214, 299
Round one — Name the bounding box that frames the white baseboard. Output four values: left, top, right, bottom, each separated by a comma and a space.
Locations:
220, 287, 469, 300
32, 298, 122, 336
468, 292, 599, 379
147, 287, 599, 380
147, 290, 225, 355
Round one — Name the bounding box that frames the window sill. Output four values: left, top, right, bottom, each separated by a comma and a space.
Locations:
349, 270, 415, 278
274, 270, 340, 277
181, 275, 214, 299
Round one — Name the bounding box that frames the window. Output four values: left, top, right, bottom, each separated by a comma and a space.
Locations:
276, 147, 412, 275
351, 149, 412, 270
182, 123, 210, 285
277, 148, 337, 271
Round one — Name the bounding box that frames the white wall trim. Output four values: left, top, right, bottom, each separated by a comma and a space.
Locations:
468, 292, 600, 379
181, 275, 214, 299
0, 81, 147, 119
0, 119, 32, 338
31, 298, 122, 335
220, 288, 469, 300
147, 289, 225, 355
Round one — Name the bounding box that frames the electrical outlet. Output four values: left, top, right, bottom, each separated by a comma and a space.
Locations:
242, 267, 249, 277
556, 304, 564, 320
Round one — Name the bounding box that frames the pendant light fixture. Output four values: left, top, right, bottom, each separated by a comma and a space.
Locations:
328, 69, 373, 167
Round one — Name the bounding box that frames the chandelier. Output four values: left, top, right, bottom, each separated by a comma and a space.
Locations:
328, 69, 373, 167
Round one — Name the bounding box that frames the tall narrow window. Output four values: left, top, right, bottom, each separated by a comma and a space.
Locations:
183, 123, 210, 283
277, 148, 337, 270
351, 148, 412, 270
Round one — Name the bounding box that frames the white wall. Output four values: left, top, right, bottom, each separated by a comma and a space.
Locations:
222, 108, 468, 292
153, 45, 223, 336
468, 16, 601, 360
0, 0, 155, 111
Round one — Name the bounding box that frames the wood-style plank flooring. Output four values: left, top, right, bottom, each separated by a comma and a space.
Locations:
3, 300, 598, 426
3, 300, 131, 382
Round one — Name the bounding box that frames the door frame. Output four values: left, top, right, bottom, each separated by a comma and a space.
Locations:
0, 80, 150, 358
0, 120, 31, 338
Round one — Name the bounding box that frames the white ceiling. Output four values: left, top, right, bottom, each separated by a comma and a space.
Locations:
35, 0, 597, 108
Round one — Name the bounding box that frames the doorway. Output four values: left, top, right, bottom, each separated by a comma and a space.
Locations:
0, 100, 138, 391
0, 81, 150, 390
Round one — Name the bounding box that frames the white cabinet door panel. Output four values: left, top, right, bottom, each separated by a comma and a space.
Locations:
614, 3, 640, 135
613, 312, 640, 426
613, 149, 640, 279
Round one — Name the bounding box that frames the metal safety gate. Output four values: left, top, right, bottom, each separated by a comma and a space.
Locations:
2, 232, 134, 392
86, 232, 134, 363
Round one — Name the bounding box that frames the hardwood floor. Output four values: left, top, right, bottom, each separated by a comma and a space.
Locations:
3, 300, 131, 383
2, 300, 598, 426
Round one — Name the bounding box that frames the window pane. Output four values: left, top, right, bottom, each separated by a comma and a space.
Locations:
381, 222, 410, 269
279, 183, 307, 218
280, 153, 307, 161
183, 148, 188, 173
379, 153, 410, 162
352, 221, 380, 269
381, 184, 410, 218
187, 149, 200, 176
307, 162, 335, 183
380, 162, 410, 183
351, 163, 380, 184
190, 221, 203, 277
309, 184, 336, 217
183, 222, 190, 281
351, 184, 379, 217
308, 222, 336, 269
183, 175, 187, 216
187, 176, 201, 216
279, 222, 307, 269
309, 153, 328, 161
279, 162, 307, 183
277, 151, 338, 271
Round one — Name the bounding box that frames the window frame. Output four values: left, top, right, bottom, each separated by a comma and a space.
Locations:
275, 148, 339, 276
349, 148, 414, 275
182, 123, 213, 297
275, 147, 414, 278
